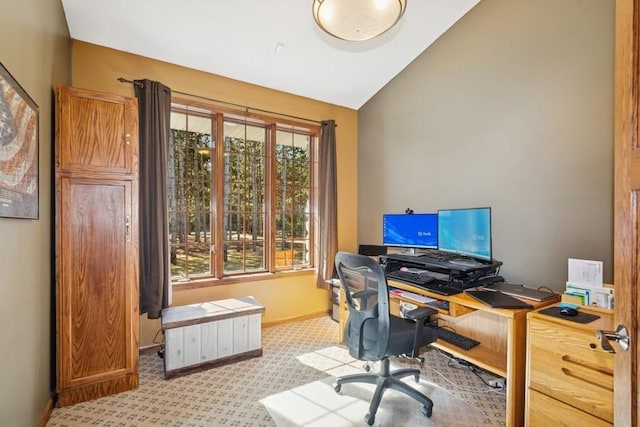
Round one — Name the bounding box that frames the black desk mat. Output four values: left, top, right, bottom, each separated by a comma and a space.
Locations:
538, 306, 600, 324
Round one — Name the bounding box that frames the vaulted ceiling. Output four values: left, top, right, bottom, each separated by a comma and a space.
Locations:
62, 0, 480, 109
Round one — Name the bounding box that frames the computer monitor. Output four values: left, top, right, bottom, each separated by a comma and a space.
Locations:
437, 207, 492, 261
382, 213, 438, 254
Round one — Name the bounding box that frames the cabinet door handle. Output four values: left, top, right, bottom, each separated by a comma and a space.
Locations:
124, 133, 131, 145
126, 215, 130, 241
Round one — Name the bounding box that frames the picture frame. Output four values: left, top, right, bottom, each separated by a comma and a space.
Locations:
0, 62, 39, 219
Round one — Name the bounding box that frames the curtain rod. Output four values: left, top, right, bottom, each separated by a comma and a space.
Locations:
118, 77, 335, 127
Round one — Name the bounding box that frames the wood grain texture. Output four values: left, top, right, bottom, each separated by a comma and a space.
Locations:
55, 85, 139, 406
57, 86, 136, 175
56, 375, 139, 408
526, 309, 614, 425
384, 280, 556, 427
526, 389, 611, 427
64, 179, 129, 380
613, 1, 640, 425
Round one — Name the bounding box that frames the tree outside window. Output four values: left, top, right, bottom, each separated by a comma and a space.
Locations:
168, 103, 317, 283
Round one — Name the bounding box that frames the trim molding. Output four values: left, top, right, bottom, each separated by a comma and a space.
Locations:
38, 396, 54, 427
262, 310, 330, 328
139, 343, 163, 355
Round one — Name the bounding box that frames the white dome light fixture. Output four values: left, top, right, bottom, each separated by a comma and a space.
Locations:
312, 0, 407, 42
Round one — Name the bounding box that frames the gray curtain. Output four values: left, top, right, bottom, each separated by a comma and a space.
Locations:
135, 79, 171, 319
317, 120, 338, 288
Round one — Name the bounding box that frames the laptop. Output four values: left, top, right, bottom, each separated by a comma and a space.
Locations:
483, 282, 557, 302
465, 290, 533, 309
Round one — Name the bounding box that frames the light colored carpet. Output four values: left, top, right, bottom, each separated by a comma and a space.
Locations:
47, 316, 505, 426
261, 345, 491, 426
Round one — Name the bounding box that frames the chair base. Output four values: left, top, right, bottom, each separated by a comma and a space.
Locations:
334, 357, 433, 425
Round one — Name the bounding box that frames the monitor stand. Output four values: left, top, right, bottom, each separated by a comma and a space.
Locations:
400, 248, 423, 257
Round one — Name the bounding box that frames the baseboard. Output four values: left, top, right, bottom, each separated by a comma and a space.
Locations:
262, 310, 331, 328
38, 395, 55, 427
139, 343, 163, 355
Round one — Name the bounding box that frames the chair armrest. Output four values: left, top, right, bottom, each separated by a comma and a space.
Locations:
404, 306, 437, 321
405, 306, 437, 358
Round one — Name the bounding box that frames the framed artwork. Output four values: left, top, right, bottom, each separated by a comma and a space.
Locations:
0, 62, 39, 219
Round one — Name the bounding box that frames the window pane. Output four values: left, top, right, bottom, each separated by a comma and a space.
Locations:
222, 120, 267, 275
293, 239, 311, 267
275, 130, 311, 270
169, 103, 316, 282
187, 242, 211, 276
169, 110, 214, 280
293, 213, 309, 239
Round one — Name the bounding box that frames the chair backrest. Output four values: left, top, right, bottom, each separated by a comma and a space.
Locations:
335, 251, 390, 361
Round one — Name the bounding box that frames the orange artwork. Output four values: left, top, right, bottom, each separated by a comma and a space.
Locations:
0, 63, 38, 219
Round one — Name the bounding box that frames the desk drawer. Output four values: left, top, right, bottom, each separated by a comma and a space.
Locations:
527, 388, 611, 427
527, 318, 613, 423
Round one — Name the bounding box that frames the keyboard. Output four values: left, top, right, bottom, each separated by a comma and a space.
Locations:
387, 269, 435, 286
416, 281, 462, 296
425, 323, 480, 350
417, 252, 494, 271
387, 270, 462, 295
448, 258, 483, 268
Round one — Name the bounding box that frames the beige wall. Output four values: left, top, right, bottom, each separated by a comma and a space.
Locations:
71, 41, 359, 346
358, 0, 614, 289
0, 0, 71, 425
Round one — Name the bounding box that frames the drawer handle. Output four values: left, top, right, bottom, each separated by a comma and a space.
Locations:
561, 367, 613, 392
561, 355, 613, 375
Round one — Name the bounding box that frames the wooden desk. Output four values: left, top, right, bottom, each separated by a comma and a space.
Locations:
384, 280, 558, 427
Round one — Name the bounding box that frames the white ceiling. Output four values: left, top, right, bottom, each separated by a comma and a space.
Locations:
61, 0, 480, 110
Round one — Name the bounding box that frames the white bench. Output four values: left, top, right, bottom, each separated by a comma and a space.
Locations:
161, 296, 265, 379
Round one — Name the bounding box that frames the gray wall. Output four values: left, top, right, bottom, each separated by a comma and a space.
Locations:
0, 1, 70, 425
358, 0, 614, 289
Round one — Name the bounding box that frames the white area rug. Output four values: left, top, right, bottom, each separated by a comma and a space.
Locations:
261, 346, 489, 427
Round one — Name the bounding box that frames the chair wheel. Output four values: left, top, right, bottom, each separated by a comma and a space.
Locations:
334, 384, 341, 393
365, 413, 375, 425
422, 404, 433, 417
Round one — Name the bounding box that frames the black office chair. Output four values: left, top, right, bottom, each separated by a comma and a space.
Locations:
333, 251, 438, 426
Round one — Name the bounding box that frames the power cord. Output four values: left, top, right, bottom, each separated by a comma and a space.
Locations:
427, 349, 506, 395
537, 285, 559, 295
152, 328, 165, 359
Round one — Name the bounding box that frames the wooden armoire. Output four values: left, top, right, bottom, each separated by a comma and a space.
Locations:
54, 85, 139, 406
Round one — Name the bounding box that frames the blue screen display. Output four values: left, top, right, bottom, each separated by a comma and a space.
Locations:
382, 213, 438, 249
437, 207, 492, 261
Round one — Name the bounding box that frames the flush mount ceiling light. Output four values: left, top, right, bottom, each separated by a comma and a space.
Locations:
312, 0, 407, 42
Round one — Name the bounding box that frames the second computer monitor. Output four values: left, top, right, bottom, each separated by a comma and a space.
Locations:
437, 207, 492, 261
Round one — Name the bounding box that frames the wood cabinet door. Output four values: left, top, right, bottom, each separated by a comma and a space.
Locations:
56, 85, 137, 176
55, 85, 139, 406
56, 178, 138, 404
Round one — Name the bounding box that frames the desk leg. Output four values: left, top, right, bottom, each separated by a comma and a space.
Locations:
506, 311, 527, 427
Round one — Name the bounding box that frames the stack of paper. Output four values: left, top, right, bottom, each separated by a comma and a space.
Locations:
564, 258, 613, 309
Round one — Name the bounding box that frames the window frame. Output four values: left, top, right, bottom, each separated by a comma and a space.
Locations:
170, 98, 319, 287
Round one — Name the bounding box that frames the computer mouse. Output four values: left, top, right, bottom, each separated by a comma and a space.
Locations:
560, 307, 578, 317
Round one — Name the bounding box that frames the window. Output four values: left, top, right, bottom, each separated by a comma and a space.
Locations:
168, 102, 318, 283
